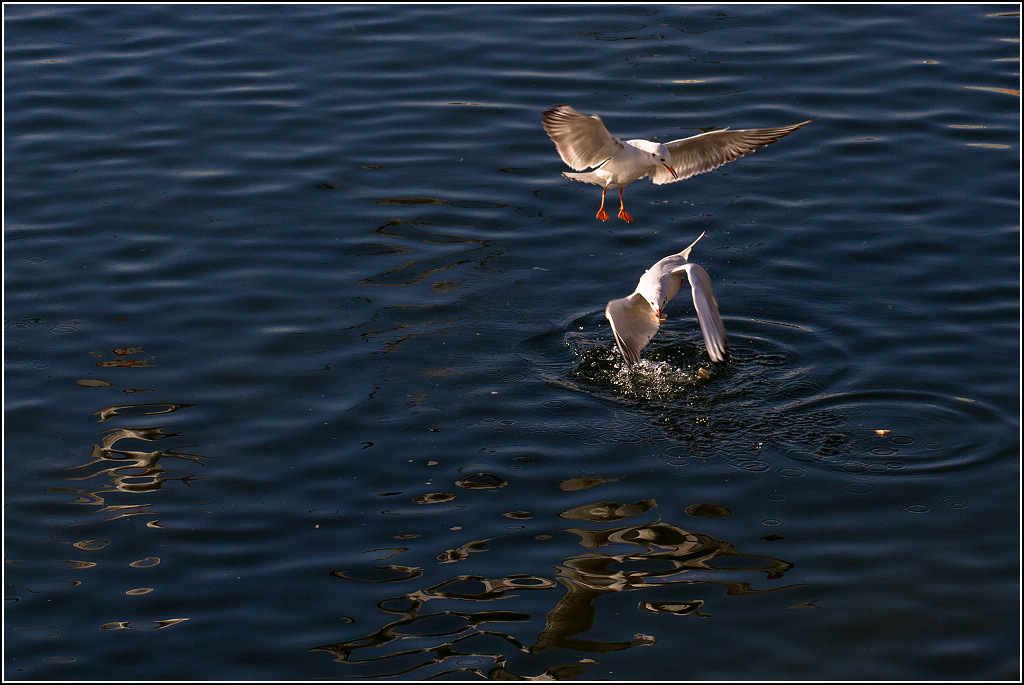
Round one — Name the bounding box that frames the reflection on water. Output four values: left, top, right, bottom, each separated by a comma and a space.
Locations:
44, 400, 205, 524
99, 618, 189, 631
351, 218, 508, 361
4, 3, 1016, 679
4, 350, 203, 653
312, 496, 795, 678
360, 219, 499, 289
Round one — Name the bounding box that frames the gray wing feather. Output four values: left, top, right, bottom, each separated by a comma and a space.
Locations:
680, 263, 730, 363
605, 293, 659, 368
652, 120, 813, 185
542, 104, 626, 171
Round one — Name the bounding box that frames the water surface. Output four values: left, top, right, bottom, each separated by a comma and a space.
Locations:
4, 3, 1019, 680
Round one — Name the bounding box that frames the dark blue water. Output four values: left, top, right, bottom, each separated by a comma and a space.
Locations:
4, 3, 1019, 680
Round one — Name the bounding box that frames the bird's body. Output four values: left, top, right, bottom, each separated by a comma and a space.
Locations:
542, 104, 812, 222
605, 232, 728, 367
561, 139, 669, 190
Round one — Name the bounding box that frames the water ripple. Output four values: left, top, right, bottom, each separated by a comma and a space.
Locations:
779, 389, 1014, 474
312, 499, 797, 679
516, 311, 1015, 475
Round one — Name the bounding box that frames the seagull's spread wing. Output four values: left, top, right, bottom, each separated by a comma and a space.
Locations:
678, 263, 729, 363
542, 104, 626, 172
651, 120, 813, 185
605, 292, 659, 368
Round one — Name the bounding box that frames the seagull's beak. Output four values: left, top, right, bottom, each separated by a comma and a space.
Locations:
664, 164, 678, 178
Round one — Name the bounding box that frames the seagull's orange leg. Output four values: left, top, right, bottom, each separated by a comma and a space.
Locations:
617, 188, 633, 222
596, 187, 610, 221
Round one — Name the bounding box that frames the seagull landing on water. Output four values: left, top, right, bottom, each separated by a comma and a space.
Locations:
541, 104, 813, 223
605, 232, 728, 368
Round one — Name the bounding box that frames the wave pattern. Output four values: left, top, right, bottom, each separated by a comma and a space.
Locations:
4, 3, 1018, 681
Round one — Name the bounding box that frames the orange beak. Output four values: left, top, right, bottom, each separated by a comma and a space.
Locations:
664, 164, 678, 178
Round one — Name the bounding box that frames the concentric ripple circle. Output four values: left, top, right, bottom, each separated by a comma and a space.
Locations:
515, 312, 1015, 475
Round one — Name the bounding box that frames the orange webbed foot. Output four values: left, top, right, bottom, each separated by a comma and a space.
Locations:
596, 208, 610, 221
616, 188, 633, 222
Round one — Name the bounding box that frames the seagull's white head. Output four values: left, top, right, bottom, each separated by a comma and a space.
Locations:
634, 140, 677, 178
653, 142, 677, 177
641, 284, 668, 318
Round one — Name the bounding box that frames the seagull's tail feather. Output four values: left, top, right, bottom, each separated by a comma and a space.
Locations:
562, 171, 605, 186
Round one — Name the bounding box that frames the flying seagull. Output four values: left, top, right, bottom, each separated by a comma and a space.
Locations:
542, 104, 812, 222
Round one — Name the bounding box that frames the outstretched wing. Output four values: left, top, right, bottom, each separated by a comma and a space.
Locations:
542, 104, 626, 171
651, 120, 813, 185
679, 263, 729, 363
605, 293, 659, 368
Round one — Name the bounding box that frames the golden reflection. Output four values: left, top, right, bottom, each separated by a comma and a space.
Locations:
94, 402, 191, 423
99, 618, 188, 630
437, 538, 492, 564
534, 513, 796, 655
312, 497, 797, 678
559, 476, 622, 492
47, 402, 206, 523
95, 357, 156, 368
558, 499, 656, 522
685, 502, 732, 518
963, 85, 1019, 96
455, 472, 507, 490
76, 378, 113, 387
639, 600, 710, 617
331, 565, 424, 583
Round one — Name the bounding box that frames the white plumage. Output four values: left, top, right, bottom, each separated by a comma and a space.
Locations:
542, 104, 812, 222
605, 232, 728, 368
